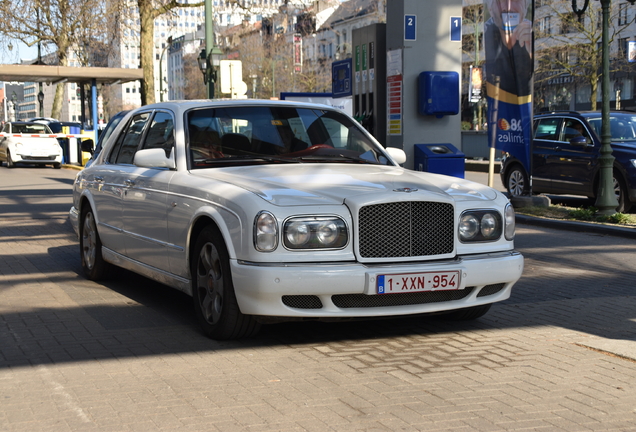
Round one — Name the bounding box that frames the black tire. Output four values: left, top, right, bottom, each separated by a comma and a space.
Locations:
505, 164, 529, 197
441, 304, 492, 320
191, 225, 260, 340
53, 163, 61, 169
80, 206, 109, 280
613, 173, 632, 213
6, 151, 14, 168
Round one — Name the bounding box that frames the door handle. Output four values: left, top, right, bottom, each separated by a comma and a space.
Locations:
94, 176, 104, 182
124, 179, 135, 187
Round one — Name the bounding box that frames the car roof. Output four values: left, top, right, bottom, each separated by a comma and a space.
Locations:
536, 110, 636, 118
129, 99, 340, 116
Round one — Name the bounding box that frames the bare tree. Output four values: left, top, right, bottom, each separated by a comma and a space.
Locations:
534, 0, 634, 110
0, 0, 110, 118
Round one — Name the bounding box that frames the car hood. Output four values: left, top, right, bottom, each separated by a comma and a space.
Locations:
192, 164, 499, 206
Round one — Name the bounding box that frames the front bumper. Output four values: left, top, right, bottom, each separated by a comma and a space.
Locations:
14, 153, 62, 164
231, 251, 524, 317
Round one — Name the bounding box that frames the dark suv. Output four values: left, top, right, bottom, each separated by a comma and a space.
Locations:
500, 111, 636, 212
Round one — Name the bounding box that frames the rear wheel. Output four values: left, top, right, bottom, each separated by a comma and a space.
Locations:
53, 163, 61, 169
192, 226, 260, 340
441, 304, 492, 320
80, 206, 109, 280
505, 164, 529, 196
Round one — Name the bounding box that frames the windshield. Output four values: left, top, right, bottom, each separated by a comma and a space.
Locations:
187, 106, 390, 169
11, 123, 52, 134
586, 114, 636, 142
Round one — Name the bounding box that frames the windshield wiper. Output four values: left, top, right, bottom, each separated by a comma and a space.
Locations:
202, 155, 301, 164
298, 154, 378, 164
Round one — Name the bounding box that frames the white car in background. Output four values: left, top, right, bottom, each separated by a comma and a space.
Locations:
69, 100, 524, 340
0, 121, 63, 168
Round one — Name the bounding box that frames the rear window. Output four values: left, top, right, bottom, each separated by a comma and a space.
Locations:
534, 118, 560, 141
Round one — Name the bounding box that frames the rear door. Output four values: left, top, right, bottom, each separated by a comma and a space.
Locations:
532, 117, 563, 192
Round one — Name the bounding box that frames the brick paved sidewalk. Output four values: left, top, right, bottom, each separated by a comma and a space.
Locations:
1, 216, 636, 431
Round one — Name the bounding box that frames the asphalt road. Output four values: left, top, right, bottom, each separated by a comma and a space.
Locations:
1, 165, 636, 431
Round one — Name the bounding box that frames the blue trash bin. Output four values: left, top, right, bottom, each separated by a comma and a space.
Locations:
414, 143, 465, 178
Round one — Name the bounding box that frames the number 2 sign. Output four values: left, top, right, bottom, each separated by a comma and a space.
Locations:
405, 14, 416, 41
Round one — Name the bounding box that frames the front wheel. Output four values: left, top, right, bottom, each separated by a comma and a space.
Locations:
613, 173, 632, 213
80, 206, 110, 280
6, 151, 14, 168
192, 226, 260, 340
505, 165, 529, 196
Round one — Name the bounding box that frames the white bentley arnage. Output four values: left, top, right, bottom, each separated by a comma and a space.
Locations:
70, 100, 524, 340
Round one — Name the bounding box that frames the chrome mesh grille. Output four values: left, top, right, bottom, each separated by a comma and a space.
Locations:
358, 201, 454, 258
332, 288, 473, 308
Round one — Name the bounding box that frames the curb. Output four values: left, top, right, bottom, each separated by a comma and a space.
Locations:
516, 214, 636, 239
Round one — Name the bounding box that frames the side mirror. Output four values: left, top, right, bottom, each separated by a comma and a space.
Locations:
570, 135, 591, 146
385, 147, 407, 165
81, 139, 95, 155
133, 148, 176, 169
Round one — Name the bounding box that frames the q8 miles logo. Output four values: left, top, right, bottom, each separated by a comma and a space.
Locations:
498, 118, 523, 132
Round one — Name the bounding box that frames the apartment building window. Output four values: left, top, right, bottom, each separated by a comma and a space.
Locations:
560, 13, 577, 34
618, 3, 629, 25
619, 37, 629, 58
539, 16, 551, 37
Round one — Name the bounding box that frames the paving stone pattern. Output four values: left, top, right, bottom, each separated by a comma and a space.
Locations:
1, 216, 636, 431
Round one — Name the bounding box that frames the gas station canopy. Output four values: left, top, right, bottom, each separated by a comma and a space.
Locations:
0, 64, 143, 84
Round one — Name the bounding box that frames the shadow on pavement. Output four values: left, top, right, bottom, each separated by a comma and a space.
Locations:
1, 221, 635, 369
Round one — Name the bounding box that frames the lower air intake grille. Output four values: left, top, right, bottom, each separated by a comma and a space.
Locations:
358, 201, 454, 258
476, 283, 506, 297
282, 295, 323, 309
332, 288, 473, 308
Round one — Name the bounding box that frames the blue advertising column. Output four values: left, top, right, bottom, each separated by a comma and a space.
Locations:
385, 0, 463, 171
484, 0, 534, 182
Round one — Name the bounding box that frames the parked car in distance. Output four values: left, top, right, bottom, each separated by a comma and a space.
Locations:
500, 111, 636, 212
69, 100, 524, 340
0, 121, 63, 168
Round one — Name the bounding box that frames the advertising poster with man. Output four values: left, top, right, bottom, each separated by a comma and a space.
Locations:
485, 0, 534, 175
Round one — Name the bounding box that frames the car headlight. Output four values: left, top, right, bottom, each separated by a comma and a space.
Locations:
504, 203, 516, 241
283, 216, 347, 250
254, 211, 278, 252
459, 210, 503, 242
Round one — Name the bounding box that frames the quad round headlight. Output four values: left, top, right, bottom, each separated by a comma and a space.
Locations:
459, 210, 503, 242
283, 216, 347, 250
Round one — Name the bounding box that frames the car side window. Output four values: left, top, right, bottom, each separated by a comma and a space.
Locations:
535, 118, 560, 141
562, 119, 589, 141
108, 113, 150, 165
142, 111, 175, 157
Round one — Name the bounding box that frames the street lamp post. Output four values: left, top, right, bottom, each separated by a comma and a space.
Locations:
198, 46, 222, 99
571, 0, 635, 215
159, 36, 173, 102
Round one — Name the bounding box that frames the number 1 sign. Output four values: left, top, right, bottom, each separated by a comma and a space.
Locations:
450, 17, 461, 42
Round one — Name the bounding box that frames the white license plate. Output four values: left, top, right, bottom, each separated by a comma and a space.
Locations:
377, 271, 461, 294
